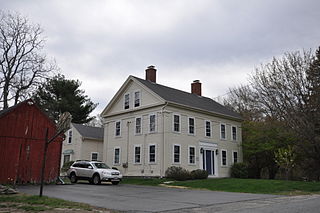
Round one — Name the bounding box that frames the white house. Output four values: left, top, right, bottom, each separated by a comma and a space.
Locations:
61, 123, 104, 167
101, 66, 243, 177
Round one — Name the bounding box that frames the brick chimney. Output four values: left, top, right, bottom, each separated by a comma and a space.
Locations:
145, 65, 157, 83
191, 80, 201, 96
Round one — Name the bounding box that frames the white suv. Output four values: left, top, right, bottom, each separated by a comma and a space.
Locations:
67, 161, 122, 185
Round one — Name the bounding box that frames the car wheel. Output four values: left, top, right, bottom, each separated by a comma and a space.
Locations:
92, 174, 101, 185
70, 173, 77, 183
111, 181, 119, 185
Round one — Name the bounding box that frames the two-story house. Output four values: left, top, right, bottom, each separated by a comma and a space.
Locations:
61, 123, 104, 167
101, 66, 242, 177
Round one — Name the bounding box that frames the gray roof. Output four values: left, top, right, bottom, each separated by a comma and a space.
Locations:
133, 76, 242, 120
72, 123, 104, 140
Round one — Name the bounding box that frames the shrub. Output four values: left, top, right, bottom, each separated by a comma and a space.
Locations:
190, 169, 208, 179
165, 166, 191, 181
61, 161, 74, 173
230, 162, 248, 178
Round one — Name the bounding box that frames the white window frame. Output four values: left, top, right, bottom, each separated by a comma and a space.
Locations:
172, 114, 181, 133
172, 144, 181, 164
231, 125, 237, 141
148, 144, 157, 164
188, 145, 196, 165
133, 90, 141, 108
135, 117, 142, 135
220, 123, 226, 140
188, 117, 195, 135
68, 130, 72, 144
115, 120, 121, 137
221, 149, 227, 166
113, 147, 121, 165
91, 152, 98, 161
124, 93, 130, 110
149, 114, 157, 133
205, 120, 212, 137
63, 154, 71, 164
134, 144, 142, 164
232, 150, 238, 164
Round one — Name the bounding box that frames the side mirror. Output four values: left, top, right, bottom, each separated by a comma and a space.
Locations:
88, 166, 93, 169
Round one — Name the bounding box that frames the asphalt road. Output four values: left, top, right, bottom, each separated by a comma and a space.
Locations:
18, 183, 320, 213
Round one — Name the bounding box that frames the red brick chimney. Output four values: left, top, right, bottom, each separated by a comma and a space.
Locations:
191, 80, 201, 96
145, 65, 157, 83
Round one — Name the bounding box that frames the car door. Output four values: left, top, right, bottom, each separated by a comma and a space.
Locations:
81, 162, 94, 178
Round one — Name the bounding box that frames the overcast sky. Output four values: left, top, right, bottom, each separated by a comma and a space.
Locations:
2, 0, 320, 115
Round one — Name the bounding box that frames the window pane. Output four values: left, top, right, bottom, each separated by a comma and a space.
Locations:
134, 91, 140, 107
232, 126, 237, 141
135, 146, 141, 163
149, 145, 155, 162
68, 131, 72, 143
222, 150, 227, 166
63, 155, 70, 164
189, 118, 194, 134
206, 121, 211, 137
189, 147, 195, 164
174, 115, 180, 132
135, 117, 141, 134
233, 152, 238, 163
114, 148, 120, 164
149, 115, 156, 132
91, 153, 98, 161
174, 145, 180, 163
115, 121, 121, 136
221, 124, 226, 139
124, 94, 130, 109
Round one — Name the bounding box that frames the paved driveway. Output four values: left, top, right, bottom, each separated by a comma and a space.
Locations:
18, 183, 277, 212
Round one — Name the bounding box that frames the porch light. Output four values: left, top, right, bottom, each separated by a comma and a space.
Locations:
200, 148, 204, 154
216, 149, 219, 155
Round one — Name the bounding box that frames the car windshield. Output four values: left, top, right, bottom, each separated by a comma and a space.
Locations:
94, 163, 110, 169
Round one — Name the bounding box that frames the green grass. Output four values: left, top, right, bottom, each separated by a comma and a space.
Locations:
122, 177, 320, 195
0, 194, 93, 211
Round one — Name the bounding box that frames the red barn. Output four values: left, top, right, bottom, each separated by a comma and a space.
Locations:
0, 99, 63, 184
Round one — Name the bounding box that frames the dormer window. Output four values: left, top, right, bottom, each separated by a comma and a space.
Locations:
124, 93, 130, 109
134, 91, 140, 107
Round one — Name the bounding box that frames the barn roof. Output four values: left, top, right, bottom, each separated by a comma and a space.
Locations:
72, 123, 103, 141
133, 76, 242, 120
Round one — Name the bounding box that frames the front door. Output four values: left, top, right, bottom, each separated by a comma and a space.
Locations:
203, 150, 215, 175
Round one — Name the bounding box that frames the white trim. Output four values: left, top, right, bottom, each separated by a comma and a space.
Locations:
221, 149, 227, 166
133, 90, 141, 108
172, 144, 181, 164
188, 145, 196, 165
113, 147, 121, 165
232, 150, 238, 164
135, 116, 142, 135
231, 125, 237, 141
148, 114, 157, 133
205, 120, 212, 138
124, 93, 130, 110
133, 144, 142, 164
91, 152, 98, 161
115, 120, 121, 137
220, 123, 226, 140
148, 144, 157, 164
172, 113, 181, 133
188, 117, 195, 135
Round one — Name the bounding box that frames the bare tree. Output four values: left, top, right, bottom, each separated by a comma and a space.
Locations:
0, 11, 55, 109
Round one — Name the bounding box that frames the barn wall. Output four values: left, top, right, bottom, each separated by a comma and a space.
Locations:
0, 100, 63, 184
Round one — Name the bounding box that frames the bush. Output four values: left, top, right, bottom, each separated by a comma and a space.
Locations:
165, 166, 191, 181
190, 169, 208, 179
230, 163, 248, 178
61, 161, 74, 173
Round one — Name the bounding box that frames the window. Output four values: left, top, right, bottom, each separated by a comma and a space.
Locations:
114, 148, 120, 165
134, 91, 140, 107
63, 154, 70, 164
173, 144, 181, 164
149, 144, 156, 163
134, 145, 141, 164
149, 114, 156, 133
188, 117, 195, 135
68, 130, 72, 144
91, 152, 98, 161
233, 151, 238, 164
115, 121, 121, 137
220, 124, 226, 139
173, 114, 180, 133
232, 126, 237, 141
188, 146, 196, 164
124, 93, 130, 109
135, 117, 142, 135
205, 121, 211, 137
221, 150, 227, 166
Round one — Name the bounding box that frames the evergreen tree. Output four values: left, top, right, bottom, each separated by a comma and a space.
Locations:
34, 75, 97, 123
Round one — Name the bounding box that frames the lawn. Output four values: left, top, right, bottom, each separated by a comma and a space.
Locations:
122, 178, 320, 195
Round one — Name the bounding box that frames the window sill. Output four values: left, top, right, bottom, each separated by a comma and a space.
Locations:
148, 162, 157, 165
